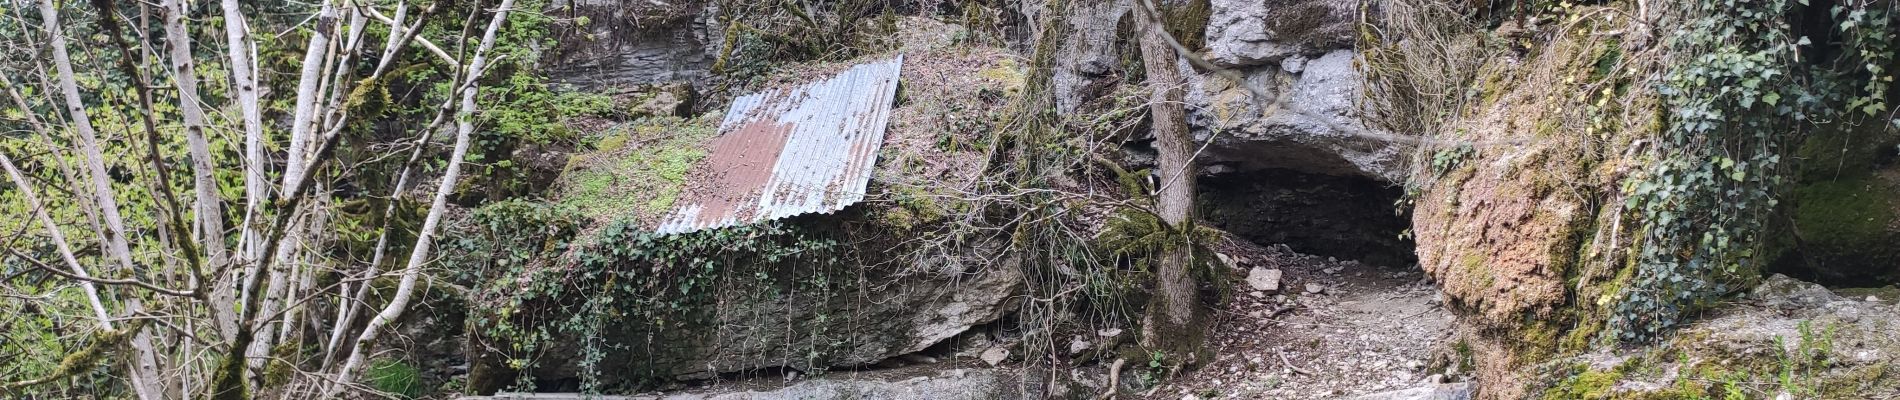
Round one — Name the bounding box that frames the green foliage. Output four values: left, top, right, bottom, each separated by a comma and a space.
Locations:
446, 200, 841, 392
1609, 0, 1897, 341
366, 358, 422, 399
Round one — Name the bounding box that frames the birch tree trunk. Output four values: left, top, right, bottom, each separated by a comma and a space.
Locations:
332, 0, 518, 391
247, 0, 339, 381
36, 1, 166, 398
162, 0, 235, 338
224, 0, 267, 343
1134, 0, 1206, 359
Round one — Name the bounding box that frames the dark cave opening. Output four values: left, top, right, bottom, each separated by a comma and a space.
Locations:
1197, 167, 1417, 268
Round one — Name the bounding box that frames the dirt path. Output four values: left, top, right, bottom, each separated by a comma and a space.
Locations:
1148, 239, 1458, 399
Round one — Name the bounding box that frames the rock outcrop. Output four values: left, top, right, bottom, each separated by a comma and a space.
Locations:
544, 0, 720, 88
1184, 49, 1407, 182
1539, 275, 1900, 399
1204, 0, 1356, 68
1049, 0, 1406, 182
1187, 0, 1403, 182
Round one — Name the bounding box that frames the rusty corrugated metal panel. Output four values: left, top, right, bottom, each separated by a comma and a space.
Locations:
654, 55, 904, 234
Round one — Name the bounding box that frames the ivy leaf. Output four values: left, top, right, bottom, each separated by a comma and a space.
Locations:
1763, 92, 1780, 106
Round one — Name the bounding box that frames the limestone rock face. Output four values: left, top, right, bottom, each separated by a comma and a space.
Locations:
1204, 0, 1357, 68
1052, 0, 1131, 114
1184, 50, 1406, 182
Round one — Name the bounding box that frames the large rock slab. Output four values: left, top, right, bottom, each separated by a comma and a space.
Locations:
1185, 50, 1406, 181
507, 256, 1024, 384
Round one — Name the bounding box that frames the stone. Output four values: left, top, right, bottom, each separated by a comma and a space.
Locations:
1204, 0, 1355, 67
1184, 50, 1407, 182
980, 347, 1010, 366
1341, 383, 1474, 400
1248, 267, 1284, 292
629, 90, 686, 118
1324, 267, 1343, 275
1069, 337, 1093, 355
1305, 283, 1326, 294
617, 368, 1040, 399
1281, 54, 1310, 74
1216, 252, 1236, 268
1871, 295, 1883, 302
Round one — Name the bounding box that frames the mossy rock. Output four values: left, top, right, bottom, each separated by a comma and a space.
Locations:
1790, 173, 1900, 283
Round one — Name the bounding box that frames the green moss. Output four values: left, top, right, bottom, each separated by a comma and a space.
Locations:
1518, 319, 1563, 361
1461, 253, 1494, 290
1791, 177, 1899, 277
976, 59, 1026, 96
1542, 369, 1622, 400
557, 117, 717, 222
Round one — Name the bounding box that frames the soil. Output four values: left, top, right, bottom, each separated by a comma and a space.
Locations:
1142, 237, 1459, 399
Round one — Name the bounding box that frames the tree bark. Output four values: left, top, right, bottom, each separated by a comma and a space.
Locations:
36, 1, 166, 397
1134, 0, 1205, 360
162, 0, 236, 340
224, 0, 267, 344
332, 0, 518, 391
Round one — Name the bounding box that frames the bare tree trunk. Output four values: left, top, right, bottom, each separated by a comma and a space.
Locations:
35, 1, 166, 398
284, 0, 338, 191
1134, 0, 1205, 360
224, 0, 267, 344
162, 0, 235, 343
247, 0, 338, 383
331, 0, 518, 391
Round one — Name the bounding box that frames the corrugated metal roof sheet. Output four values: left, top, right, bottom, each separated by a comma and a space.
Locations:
654, 55, 904, 234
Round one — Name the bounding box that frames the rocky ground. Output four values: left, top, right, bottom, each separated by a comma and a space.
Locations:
1138, 239, 1467, 399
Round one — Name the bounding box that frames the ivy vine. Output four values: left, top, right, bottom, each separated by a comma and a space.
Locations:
1610, 0, 1895, 341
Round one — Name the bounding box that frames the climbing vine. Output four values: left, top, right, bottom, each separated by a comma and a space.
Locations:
443, 200, 841, 393
1610, 0, 1897, 341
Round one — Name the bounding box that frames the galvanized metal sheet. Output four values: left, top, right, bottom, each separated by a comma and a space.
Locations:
654, 55, 904, 234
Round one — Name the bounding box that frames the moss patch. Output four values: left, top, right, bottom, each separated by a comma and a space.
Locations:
1791, 176, 1900, 281
556, 116, 718, 224
1542, 369, 1621, 400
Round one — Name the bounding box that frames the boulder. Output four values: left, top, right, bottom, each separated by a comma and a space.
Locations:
506, 253, 1024, 384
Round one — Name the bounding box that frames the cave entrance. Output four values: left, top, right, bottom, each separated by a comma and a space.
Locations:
1197, 167, 1416, 268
